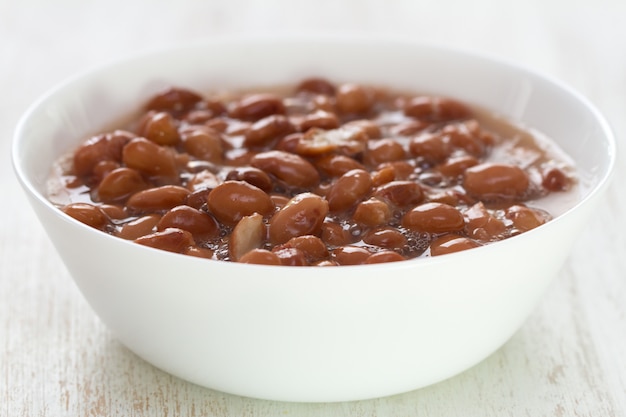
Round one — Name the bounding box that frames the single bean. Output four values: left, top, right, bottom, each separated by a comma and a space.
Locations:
409, 133, 452, 163
336, 83, 373, 114
321, 221, 352, 247
139, 111, 181, 146
364, 251, 406, 264
278, 235, 329, 263
300, 110, 340, 131
269, 193, 329, 245
122, 137, 178, 181
157, 205, 220, 242
370, 166, 396, 187
116, 214, 161, 240
429, 235, 481, 256
134, 228, 195, 254
353, 198, 392, 227
296, 78, 336, 95
99, 204, 127, 220
250, 150, 320, 188
505, 205, 549, 232
314, 154, 365, 178
186, 170, 221, 192
229, 213, 266, 261
97, 167, 147, 203
435, 155, 479, 178
273, 247, 308, 266
463, 202, 506, 241
184, 246, 215, 259
542, 167, 571, 191
344, 119, 382, 139
225, 167, 273, 192
144, 87, 203, 115
62, 203, 108, 230
182, 127, 223, 163
463, 163, 529, 200
238, 248, 281, 265
126, 185, 190, 213
402, 202, 465, 233
365, 139, 406, 166
244, 114, 295, 147
230, 93, 286, 121
326, 169, 372, 212
331, 246, 371, 265
374, 181, 423, 207
362, 227, 407, 249
404, 96, 471, 122
207, 181, 274, 225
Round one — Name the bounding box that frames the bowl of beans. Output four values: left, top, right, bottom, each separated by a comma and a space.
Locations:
13, 36, 615, 402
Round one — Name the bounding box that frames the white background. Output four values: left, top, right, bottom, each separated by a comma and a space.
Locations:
1, 0, 625, 415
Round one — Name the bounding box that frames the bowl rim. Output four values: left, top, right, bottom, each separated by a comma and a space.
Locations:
11, 34, 618, 272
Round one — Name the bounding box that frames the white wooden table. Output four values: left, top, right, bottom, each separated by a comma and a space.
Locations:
2, 0, 625, 415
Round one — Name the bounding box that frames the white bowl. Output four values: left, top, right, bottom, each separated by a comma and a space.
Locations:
12, 36, 616, 402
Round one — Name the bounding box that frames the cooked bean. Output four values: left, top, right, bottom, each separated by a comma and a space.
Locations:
436, 155, 479, 178
429, 235, 481, 256
295, 126, 368, 156
99, 204, 127, 220
182, 127, 223, 163
184, 246, 215, 259
144, 87, 203, 115
463, 163, 529, 200
321, 221, 352, 247
225, 167, 273, 192
370, 166, 396, 187
157, 205, 220, 242
300, 110, 340, 131
229, 213, 266, 261
336, 83, 373, 114
505, 205, 549, 232
122, 137, 178, 181
542, 167, 571, 191
362, 227, 407, 249
230, 94, 285, 121
353, 198, 392, 227
238, 248, 281, 265
402, 202, 465, 233
344, 119, 382, 139
73, 133, 126, 178
364, 251, 406, 264
97, 167, 147, 203
134, 228, 195, 253
374, 181, 423, 207
365, 139, 406, 166
404, 96, 471, 122
62, 203, 108, 230
207, 181, 274, 225
273, 247, 308, 266
463, 202, 506, 241
186, 170, 220, 192
331, 246, 371, 265
250, 150, 320, 188
278, 235, 329, 263
126, 185, 190, 213
296, 77, 336, 95
139, 111, 181, 146
116, 214, 161, 240
269, 193, 329, 245
326, 169, 372, 212
314, 154, 365, 178
244, 114, 295, 147
409, 133, 451, 163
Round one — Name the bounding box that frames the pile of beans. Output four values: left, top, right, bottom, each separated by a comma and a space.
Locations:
53, 78, 573, 266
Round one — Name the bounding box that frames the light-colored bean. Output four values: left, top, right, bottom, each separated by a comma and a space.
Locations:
229, 213, 266, 261
182, 127, 223, 163
365, 139, 406, 166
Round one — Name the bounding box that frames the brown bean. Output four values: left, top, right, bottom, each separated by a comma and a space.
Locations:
144, 87, 203, 115
435, 155, 479, 178
97, 167, 147, 203
463, 163, 529, 200
244, 114, 295, 147
186, 170, 220, 192
296, 126, 368, 156
463, 202, 506, 241
370, 166, 396, 187
336, 83, 373, 114
365, 139, 406, 166
229, 213, 266, 261
331, 246, 371, 265
542, 167, 571, 191
444, 125, 484, 157
134, 228, 195, 253
402, 202, 465, 233
300, 110, 340, 131
296, 78, 336, 95
157, 205, 220, 242
238, 249, 281, 265
278, 235, 329, 263
116, 214, 161, 240
353, 198, 392, 227
321, 221, 352, 247
429, 235, 481, 256
404, 96, 471, 122
62, 203, 108, 230
139, 111, 181, 146
251, 150, 320, 188
314, 154, 365, 178
126, 185, 190, 213
409, 133, 451, 163
99, 204, 127, 220
374, 181, 423, 207
273, 247, 308, 266
364, 251, 406, 264
505, 205, 549, 232
184, 246, 215, 259
362, 227, 407, 249
225, 167, 273, 192
230, 94, 285, 121
269, 193, 329, 245
73, 133, 125, 178
207, 181, 274, 225
344, 119, 382, 139
326, 169, 372, 212
182, 127, 223, 163
122, 137, 178, 181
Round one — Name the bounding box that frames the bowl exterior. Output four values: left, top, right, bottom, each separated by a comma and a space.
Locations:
13, 37, 615, 402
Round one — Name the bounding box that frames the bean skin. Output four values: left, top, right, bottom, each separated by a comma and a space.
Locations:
321, 221, 352, 247
62, 203, 109, 230
116, 214, 161, 240
300, 110, 340, 131
277, 235, 329, 263
126, 185, 190, 213
326, 169, 372, 212
207, 181, 274, 225
365, 138, 406, 166
429, 234, 481, 256
134, 228, 195, 254
157, 205, 220, 242
273, 247, 308, 266
139, 111, 181, 146
364, 251, 406, 264
409, 133, 451, 163
505, 205, 549, 232
314, 154, 365, 178
463, 202, 506, 241
374, 181, 423, 208
238, 248, 281, 265
352, 198, 392, 227
122, 137, 178, 181
331, 246, 371, 265
463, 163, 529, 200
225, 167, 273, 192
144, 87, 203, 115
404, 96, 471, 122
182, 127, 223, 163
362, 227, 407, 249
244, 114, 295, 147
251, 150, 320, 188
230, 94, 286, 121
542, 167, 571, 191
269, 193, 329, 245
402, 202, 465, 233
229, 212, 266, 261
336, 83, 373, 114
296, 78, 336, 96
97, 167, 147, 203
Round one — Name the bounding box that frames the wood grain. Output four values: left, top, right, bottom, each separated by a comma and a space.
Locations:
2, 0, 625, 415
